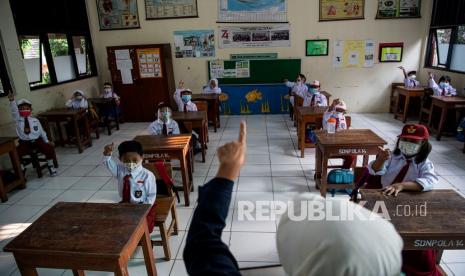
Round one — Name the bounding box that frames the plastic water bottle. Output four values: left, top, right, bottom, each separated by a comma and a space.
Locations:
327, 117, 336, 134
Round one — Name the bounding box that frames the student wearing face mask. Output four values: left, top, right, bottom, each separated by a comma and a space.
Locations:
304, 80, 328, 107
429, 72, 457, 96
8, 91, 58, 176
398, 66, 420, 88
99, 82, 122, 120
365, 123, 440, 276
173, 80, 198, 112
284, 74, 308, 107
65, 90, 89, 110
203, 78, 222, 95
102, 140, 158, 232
147, 103, 180, 135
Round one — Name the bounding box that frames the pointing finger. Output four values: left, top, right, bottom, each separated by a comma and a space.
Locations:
238, 121, 247, 144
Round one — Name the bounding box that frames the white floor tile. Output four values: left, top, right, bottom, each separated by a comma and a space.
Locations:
240, 165, 271, 177
229, 232, 279, 262
16, 189, 65, 206
272, 177, 309, 192
70, 177, 111, 190
60, 165, 97, 177
237, 177, 273, 192
271, 165, 304, 177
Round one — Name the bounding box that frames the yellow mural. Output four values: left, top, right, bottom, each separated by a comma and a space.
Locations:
245, 90, 263, 103
240, 101, 251, 114
280, 95, 289, 112
261, 100, 270, 113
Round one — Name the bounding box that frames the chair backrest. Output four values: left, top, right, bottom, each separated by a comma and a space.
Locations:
321, 91, 332, 104
192, 100, 208, 111
143, 161, 173, 179
143, 161, 177, 199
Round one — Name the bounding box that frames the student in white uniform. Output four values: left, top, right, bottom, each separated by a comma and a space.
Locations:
284, 74, 308, 107
203, 78, 222, 94
8, 92, 57, 176
173, 81, 198, 112
65, 90, 89, 110
428, 72, 457, 96
147, 103, 180, 135
102, 140, 158, 232
277, 193, 403, 276
322, 98, 348, 131
398, 66, 420, 88
304, 80, 328, 107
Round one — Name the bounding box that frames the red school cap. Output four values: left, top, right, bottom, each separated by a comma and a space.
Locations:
398, 124, 429, 140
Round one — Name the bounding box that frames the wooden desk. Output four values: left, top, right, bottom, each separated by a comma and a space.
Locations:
394, 86, 425, 123
88, 98, 120, 135
314, 129, 387, 197
296, 106, 327, 158
192, 94, 220, 132
172, 111, 208, 163
39, 108, 92, 154
361, 189, 465, 263
0, 137, 26, 202
134, 134, 193, 206
427, 96, 465, 141
389, 82, 404, 114
4, 202, 157, 276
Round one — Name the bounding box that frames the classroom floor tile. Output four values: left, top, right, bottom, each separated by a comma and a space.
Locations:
2, 113, 465, 276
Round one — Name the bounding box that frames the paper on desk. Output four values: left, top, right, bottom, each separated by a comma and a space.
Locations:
121, 69, 133, 84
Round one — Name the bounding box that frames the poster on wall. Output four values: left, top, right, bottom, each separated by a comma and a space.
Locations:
379, 43, 403, 62
209, 60, 250, 79
137, 48, 163, 78
218, 25, 290, 48
218, 0, 287, 23
173, 30, 215, 58
319, 0, 365, 21
376, 0, 421, 19
145, 0, 198, 20
332, 40, 375, 68
96, 0, 140, 30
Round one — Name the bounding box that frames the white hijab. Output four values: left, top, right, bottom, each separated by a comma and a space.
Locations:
277, 193, 403, 276
203, 78, 221, 94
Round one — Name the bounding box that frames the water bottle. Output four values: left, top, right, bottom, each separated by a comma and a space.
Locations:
327, 117, 336, 134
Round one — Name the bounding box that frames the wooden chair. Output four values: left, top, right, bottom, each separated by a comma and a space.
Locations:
143, 162, 179, 261
419, 88, 434, 125
192, 100, 209, 143
390, 82, 404, 114
321, 91, 332, 105
88, 103, 100, 139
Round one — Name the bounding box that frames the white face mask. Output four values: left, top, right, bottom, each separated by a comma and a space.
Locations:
409, 75, 416, 80
123, 161, 141, 173
104, 88, 112, 94
398, 140, 421, 156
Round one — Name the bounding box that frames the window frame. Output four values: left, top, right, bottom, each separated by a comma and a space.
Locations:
425, 25, 465, 74
0, 45, 12, 97
20, 32, 97, 91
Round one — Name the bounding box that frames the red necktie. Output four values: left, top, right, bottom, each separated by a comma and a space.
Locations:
24, 117, 31, 134
391, 159, 411, 185
162, 123, 168, 136
122, 175, 131, 203
310, 95, 315, 107
442, 89, 445, 96
184, 103, 188, 113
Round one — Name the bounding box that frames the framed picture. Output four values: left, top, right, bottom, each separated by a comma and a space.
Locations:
376, 0, 421, 19
379, 43, 404, 62
319, 0, 365, 21
306, 39, 329, 56
96, 0, 140, 31
145, 0, 198, 20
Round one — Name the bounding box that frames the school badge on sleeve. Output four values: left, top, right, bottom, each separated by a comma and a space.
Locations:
134, 190, 142, 198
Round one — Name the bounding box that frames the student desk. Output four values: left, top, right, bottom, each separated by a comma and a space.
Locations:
314, 129, 387, 197
0, 137, 26, 202
393, 86, 425, 123
3, 202, 157, 276
88, 98, 120, 135
296, 106, 327, 158
134, 134, 193, 206
172, 111, 208, 163
39, 108, 92, 154
427, 96, 465, 141
361, 189, 465, 264
192, 94, 220, 132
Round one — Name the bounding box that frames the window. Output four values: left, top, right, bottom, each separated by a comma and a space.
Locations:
425, 0, 465, 73
10, 0, 97, 90
0, 45, 12, 97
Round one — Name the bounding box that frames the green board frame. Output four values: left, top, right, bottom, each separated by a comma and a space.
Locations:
208, 59, 301, 85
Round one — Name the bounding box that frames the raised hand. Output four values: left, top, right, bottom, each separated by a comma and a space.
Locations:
216, 121, 247, 181
103, 142, 114, 156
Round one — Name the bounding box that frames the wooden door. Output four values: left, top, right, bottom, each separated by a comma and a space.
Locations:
107, 44, 175, 122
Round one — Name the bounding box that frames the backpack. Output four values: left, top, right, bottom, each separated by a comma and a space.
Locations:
327, 169, 354, 197
457, 117, 465, 142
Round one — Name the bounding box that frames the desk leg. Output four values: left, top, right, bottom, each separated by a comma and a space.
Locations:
315, 146, 322, 187
73, 117, 83, 154
113, 104, 120, 131
299, 119, 305, 158
15, 256, 38, 276
427, 103, 435, 129
362, 155, 369, 167
141, 222, 158, 276
56, 122, 65, 147
201, 123, 206, 163
394, 93, 401, 120
72, 269, 85, 276
84, 116, 92, 147
436, 249, 444, 265
180, 154, 191, 206
320, 155, 328, 197
436, 105, 447, 141
115, 263, 129, 276
10, 148, 26, 189
403, 95, 410, 123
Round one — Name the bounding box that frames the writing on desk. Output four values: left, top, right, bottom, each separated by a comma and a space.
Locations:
143, 153, 170, 159
414, 240, 464, 248
339, 148, 367, 155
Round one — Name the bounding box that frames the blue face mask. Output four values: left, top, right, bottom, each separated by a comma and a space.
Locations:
309, 88, 319, 94
181, 95, 191, 103
439, 82, 449, 89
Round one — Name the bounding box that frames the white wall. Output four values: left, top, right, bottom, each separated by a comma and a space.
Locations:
86, 0, 440, 112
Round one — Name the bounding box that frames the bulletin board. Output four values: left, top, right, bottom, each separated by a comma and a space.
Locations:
136, 48, 163, 78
